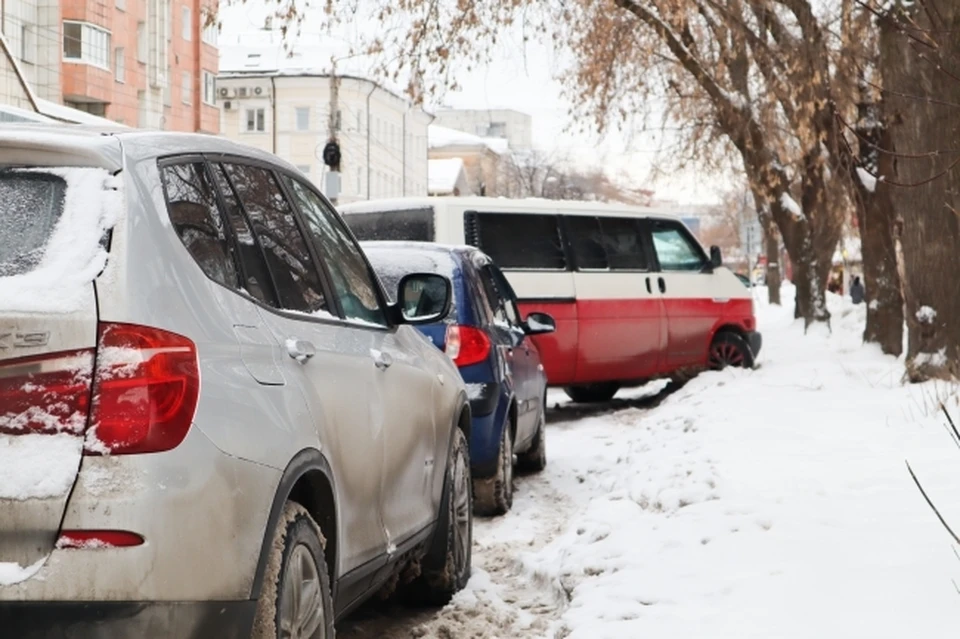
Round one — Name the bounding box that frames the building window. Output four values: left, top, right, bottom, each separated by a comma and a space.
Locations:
356, 109, 363, 132
63, 21, 111, 69
181, 71, 192, 104
114, 47, 124, 82
181, 6, 191, 41
295, 107, 309, 131
163, 65, 172, 106
165, 0, 171, 42
202, 71, 216, 105
137, 90, 147, 127
201, 14, 217, 45
245, 108, 265, 132
136, 22, 146, 62
21, 25, 36, 64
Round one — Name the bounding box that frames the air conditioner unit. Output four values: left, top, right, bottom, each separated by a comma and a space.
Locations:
219, 87, 230, 98
223, 101, 232, 110
238, 87, 248, 98
253, 86, 263, 96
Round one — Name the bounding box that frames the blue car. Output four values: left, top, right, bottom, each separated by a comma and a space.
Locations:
363, 241, 556, 516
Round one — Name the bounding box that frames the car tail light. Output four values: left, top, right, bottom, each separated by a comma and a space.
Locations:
56, 530, 144, 549
0, 350, 94, 435
444, 325, 491, 368
85, 322, 199, 455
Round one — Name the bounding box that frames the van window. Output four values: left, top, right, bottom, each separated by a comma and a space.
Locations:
160, 162, 239, 289
465, 212, 567, 270
651, 222, 706, 271
564, 216, 648, 271
343, 207, 434, 242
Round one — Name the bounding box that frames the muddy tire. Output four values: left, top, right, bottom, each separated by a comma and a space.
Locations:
473, 420, 514, 516
408, 427, 473, 606
252, 502, 334, 639
564, 382, 620, 403
708, 332, 755, 370
517, 399, 547, 473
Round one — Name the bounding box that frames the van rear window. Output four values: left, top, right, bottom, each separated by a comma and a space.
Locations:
0, 171, 67, 277
465, 212, 567, 271
343, 207, 434, 242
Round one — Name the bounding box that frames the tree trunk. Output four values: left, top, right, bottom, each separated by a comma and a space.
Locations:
754, 196, 781, 305
881, 6, 960, 380
851, 119, 903, 356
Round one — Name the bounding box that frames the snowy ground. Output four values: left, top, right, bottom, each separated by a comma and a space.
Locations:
342, 285, 960, 638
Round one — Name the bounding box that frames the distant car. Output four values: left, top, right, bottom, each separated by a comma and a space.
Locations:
0, 126, 473, 638
363, 241, 556, 516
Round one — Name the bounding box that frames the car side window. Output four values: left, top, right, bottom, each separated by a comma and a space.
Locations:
282, 176, 388, 327
488, 266, 522, 325
222, 163, 329, 315
479, 264, 520, 327
159, 162, 238, 289
208, 163, 278, 307
651, 222, 706, 272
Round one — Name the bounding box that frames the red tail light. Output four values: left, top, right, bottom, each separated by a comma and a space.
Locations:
0, 350, 94, 435
85, 323, 200, 455
445, 325, 491, 368
56, 530, 144, 549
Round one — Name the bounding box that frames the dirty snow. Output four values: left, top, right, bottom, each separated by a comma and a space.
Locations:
857, 166, 879, 193
0, 433, 83, 500
0, 167, 123, 313
917, 305, 938, 323
346, 285, 960, 638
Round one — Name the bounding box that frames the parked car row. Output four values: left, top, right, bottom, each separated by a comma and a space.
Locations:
0, 125, 760, 638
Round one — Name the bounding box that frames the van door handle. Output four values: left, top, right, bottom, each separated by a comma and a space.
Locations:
658, 277, 666, 293
286, 338, 316, 363
645, 277, 652, 294
372, 349, 394, 370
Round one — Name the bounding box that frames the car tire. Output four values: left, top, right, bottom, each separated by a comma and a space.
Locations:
473, 419, 514, 516
708, 331, 755, 370
252, 502, 334, 639
408, 427, 473, 605
564, 382, 620, 403
517, 398, 547, 473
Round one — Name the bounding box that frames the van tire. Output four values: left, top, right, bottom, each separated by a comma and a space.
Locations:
564, 383, 620, 404
708, 332, 754, 369
474, 420, 514, 516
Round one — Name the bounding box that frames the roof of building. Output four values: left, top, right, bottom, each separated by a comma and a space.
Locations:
428, 125, 509, 155
428, 158, 466, 195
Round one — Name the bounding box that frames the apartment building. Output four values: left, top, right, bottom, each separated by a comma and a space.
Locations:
433, 108, 533, 152
218, 33, 432, 202
0, 0, 218, 131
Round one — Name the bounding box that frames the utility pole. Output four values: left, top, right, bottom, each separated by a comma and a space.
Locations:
322, 67, 342, 205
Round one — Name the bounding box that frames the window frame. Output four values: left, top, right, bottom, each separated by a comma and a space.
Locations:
244, 107, 265, 133
646, 218, 708, 273
201, 70, 216, 105
561, 214, 651, 273
62, 20, 111, 70
277, 171, 395, 330
294, 106, 310, 131
181, 70, 192, 105
114, 46, 124, 83
464, 210, 570, 273
181, 5, 192, 41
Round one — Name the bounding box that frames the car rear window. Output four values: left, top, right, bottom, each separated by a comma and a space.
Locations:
0, 171, 67, 277
363, 247, 458, 321
343, 207, 435, 242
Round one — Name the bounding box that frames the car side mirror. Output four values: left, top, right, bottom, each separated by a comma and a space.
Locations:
395, 273, 452, 325
709, 245, 722, 270
524, 312, 556, 335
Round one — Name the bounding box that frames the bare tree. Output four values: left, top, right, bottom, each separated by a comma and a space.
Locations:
500, 151, 652, 204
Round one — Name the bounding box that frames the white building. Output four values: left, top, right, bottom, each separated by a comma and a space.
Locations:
433, 107, 533, 152
428, 157, 468, 196
218, 33, 432, 203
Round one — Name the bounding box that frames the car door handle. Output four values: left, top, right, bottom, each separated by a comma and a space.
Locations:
285, 338, 316, 363
645, 277, 652, 294
658, 277, 666, 294
372, 349, 394, 370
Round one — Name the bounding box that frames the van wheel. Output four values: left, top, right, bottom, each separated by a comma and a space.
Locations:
708, 332, 754, 370
474, 420, 514, 516
564, 383, 620, 403
252, 502, 334, 639
517, 398, 547, 473
408, 427, 472, 605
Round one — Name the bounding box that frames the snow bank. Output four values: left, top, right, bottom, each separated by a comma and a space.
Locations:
516, 286, 960, 637
0, 433, 83, 500
0, 168, 123, 313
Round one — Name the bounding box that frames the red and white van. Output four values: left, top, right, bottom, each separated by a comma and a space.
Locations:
341, 197, 761, 403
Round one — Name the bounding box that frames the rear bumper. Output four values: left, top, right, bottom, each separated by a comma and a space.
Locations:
746, 331, 763, 358
0, 600, 255, 639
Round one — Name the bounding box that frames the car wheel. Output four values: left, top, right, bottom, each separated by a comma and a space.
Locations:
517, 398, 547, 473
408, 427, 473, 605
473, 419, 514, 516
708, 332, 755, 370
252, 502, 334, 639
564, 382, 620, 403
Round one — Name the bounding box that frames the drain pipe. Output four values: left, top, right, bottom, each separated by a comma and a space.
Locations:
365, 81, 376, 199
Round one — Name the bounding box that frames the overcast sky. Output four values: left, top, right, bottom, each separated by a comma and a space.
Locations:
220, 3, 728, 205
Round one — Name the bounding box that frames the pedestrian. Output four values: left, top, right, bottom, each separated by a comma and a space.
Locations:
850, 276, 865, 305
